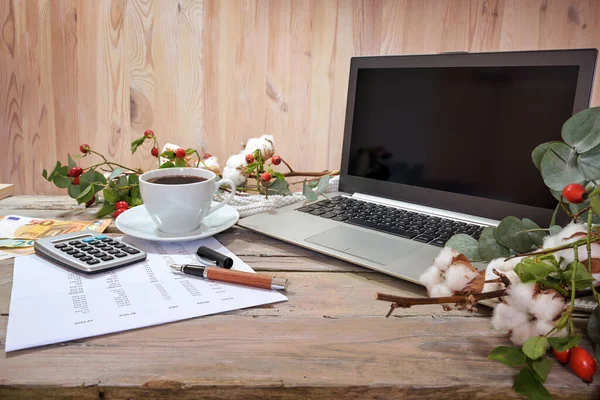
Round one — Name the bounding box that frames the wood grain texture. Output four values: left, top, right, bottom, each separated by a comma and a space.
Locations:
2, 0, 600, 195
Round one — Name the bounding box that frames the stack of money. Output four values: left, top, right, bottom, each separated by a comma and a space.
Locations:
0, 215, 111, 260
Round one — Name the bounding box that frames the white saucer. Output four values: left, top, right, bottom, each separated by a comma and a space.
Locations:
115, 203, 239, 242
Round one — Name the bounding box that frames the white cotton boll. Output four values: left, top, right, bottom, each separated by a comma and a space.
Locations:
429, 283, 453, 297
244, 134, 275, 159
505, 270, 520, 285
432, 247, 459, 271
419, 266, 443, 291
593, 273, 600, 283
201, 156, 221, 175
445, 264, 478, 292
534, 319, 568, 339
222, 166, 247, 186
510, 321, 536, 346
226, 153, 248, 169
506, 283, 536, 313
529, 292, 565, 322
491, 303, 529, 331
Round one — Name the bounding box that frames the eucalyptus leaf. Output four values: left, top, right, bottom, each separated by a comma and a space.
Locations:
522, 336, 548, 360
579, 144, 600, 181
130, 197, 143, 206
488, 346, 526, 366
591, 197, 600, 217
513, 367, 552, 400
540, 142, 585, 191
561, 107, 600, 153
131, 185, 141, 199
561, 261, 594, 290
478, 227, 510, 260
522, 218, 546, 247
266, 179, 292, 196
303, 180, 318, 202
531, 142, 552, 170
527, 358, 554, 383
316, 175, 331, 193
47, 161, 62, 181
67, 154, 76, 169
548, 335, 580, 352
80, 170, 106, 185
117, 175, 128, 188
53, 175, 71, 189
76, 185, 93, 202
495, 216, 533, 253
549, 225, 563, 236
108, 168, 124, 182
445, 234, 482, 262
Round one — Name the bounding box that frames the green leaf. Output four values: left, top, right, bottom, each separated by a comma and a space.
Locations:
532, 142, 552, 171
548, 335, 580, 352
53, 175, 71, 189
274, 172, 285, 181
550, 202, 560, 227
587, 306, 600, 345
128, 174, 139, 185
103, 188, 117, 204
522, 218, 546, 247
478, 227, 510, 261
303, 180, 318, 202
42, 169, 48, 180
131, 185, 141, 199
186, 148, 195, 156
495, 216, 533, 253
67, 153, 76, 169
131, 136, 146, 154
489, 346, 527, 366
96, 203, 116, 218
522, 336, 549, 360
159, 150, 175, 159
549, 225, 562, 236
57, 165, 69, 177
316, 175, 331, 193
67, 182, 82, 199
513, 367, 552, 400
117, 175, 128, 188
80, 170, 107, 185
591, 197, 600, 217
561, 261, 594, 290
130, 197, 143, 206
445, 234, 483, 262
160, 161, 175, 169
540, 142, 586, 191
175, 158, 187, 168
46, 161, 62, 181
514, 257, 558, 283
108, 168, 123, 182
561, 107, 600, 153
76, 185, 93, 202
266, 179, 292, 196
527, 358, 554, 383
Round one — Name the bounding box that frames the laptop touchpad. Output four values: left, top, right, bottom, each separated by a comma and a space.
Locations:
305, 226, 419, 265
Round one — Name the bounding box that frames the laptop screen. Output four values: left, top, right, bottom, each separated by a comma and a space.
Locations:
347, 65, 580, 211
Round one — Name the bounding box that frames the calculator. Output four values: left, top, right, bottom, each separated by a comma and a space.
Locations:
34, 231, 147, 273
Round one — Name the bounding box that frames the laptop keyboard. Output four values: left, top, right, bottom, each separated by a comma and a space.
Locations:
295, 196, 484, 247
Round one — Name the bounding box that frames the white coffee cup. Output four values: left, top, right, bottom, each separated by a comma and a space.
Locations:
139, 168, 236, 234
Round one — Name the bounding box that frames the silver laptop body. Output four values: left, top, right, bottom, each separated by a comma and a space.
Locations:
238, 49, 597, 285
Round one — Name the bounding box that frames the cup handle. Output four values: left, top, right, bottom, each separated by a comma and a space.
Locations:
207, 178, 237, 216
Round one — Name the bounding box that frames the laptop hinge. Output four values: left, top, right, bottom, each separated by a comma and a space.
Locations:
350, 192, 500, 226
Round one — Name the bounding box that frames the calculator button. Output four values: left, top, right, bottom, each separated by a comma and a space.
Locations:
86, 259, 100, 265
94, 253, 107, 258
80, 256, 92, 261
123, 247, 140, 254
82, 238, 94, 243
73, 253, 85, 258
69, 240, 80, 245
95, 235, 107, 240
81, 245, 93, 251
107, 249, 120, 255
115, 252, 127, 258
66, 250, 77, 255
101, 238, 114, 243
95, 243, 108, 248
101, 256, 114, 261
54, 243, 67, 249
89, 240, 100, 245
88, 249, 99, 254
113, 243, 126, 249
61, 247, 73, 252
74, 243, 87, 248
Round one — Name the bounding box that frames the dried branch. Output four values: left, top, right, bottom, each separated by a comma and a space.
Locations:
375, 289, 507, 309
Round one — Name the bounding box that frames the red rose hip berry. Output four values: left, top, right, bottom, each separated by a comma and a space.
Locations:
115, 201, 129, 210
271, 155, 282, 165
553, 348, 571, 365
569, 346, 597, 383
175, 148, 186, 159
260, 172, 272, 182
68, 167, 83, 177
245, 154, 255, 163
113, 208, 127, 218
72, 176, 80, 185
151, 147, 159, 157
144, 129, 154, 138
85, 195, 96, 208
203, 153, 212, 159
562, 183, 587, 204
79, 144, 90, 154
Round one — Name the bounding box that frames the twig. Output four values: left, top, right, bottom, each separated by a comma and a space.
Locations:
249, 170, 339, 179
281, 157, 294, 173
505, 236, 600, 260
573, 205, 592, 222
375, 289, 507, 309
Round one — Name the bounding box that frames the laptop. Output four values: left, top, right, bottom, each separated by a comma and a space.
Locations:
238, 49, 597, 285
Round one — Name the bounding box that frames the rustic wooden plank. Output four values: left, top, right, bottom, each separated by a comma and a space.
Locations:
0, 315, 597, 398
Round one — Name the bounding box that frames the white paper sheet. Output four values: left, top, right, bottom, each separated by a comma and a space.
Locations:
5, 237, 287, 352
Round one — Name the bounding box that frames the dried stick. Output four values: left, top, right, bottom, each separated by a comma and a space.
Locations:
375, 289, 507, 308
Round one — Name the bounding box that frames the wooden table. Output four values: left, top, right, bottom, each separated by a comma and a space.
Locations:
0, 196, 598, 399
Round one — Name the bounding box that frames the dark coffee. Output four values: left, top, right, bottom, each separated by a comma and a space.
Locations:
148, 175, 207, 185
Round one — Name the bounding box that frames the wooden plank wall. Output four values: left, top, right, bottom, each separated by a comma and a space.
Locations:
1, 0, 599, 195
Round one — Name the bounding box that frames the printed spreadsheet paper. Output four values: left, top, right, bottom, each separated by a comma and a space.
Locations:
5, 237, 287, 352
